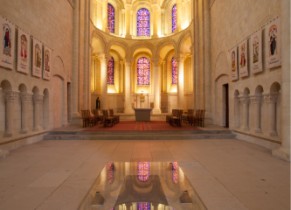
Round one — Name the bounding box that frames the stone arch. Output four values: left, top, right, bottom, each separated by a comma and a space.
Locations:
242, 87, 250, 131
0, 80, 13, 136
51, 74, 65, 129
177, 31, 192, 55
18, 84, 29, 133
253, 85, 264, 133
32, 86, 42, 131
269, 82, 281, 137
43, 89, 49, 129
132, 2, 153, 37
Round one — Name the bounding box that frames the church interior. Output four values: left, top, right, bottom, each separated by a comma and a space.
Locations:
0, 0, 290, 209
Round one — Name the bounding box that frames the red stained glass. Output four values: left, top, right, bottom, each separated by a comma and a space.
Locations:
137, 57, 150, 85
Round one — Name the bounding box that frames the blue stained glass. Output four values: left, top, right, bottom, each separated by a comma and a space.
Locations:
172, 4, 177, 32
172, 57, 178, 84
137, 8, 150, 36
137, 57, 150, 85
107, 3, 115, 33
107, 57, 114, 84
137, 202, 151, 210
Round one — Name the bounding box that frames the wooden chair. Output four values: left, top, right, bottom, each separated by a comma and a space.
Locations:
184, 109, 195, 125
169, 109, 183, 127
166, 109, 178, 123
81, 110, 95, 127
92, 109, 103, 124
197, 109, 205, 127
102, 110, 115, 127
109, 109, 119, 124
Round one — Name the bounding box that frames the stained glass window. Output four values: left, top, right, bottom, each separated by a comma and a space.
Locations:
107, 57, 114, 85
172, 4, 177, 32
137, 162, 150, 182
107, 3, 115, 33
137, 57, 150, 85
137, 202, 151, 210
137, 8, 150, 36
171, 57, 178, 84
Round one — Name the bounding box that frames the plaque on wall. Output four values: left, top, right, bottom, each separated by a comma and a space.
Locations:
32, 38, 42, 78
250, 30, 263, 74
17, 29, 30, 74
0, 16, 15, 70
230, 46, 238, 81
239, 40, 249, 78
265, 17, 281, 69
43, 46, 51, 80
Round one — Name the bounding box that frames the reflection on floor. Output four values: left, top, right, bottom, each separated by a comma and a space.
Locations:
79, 162, 207, 210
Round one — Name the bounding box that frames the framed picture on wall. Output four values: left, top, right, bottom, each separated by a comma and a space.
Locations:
239, 40, 249, 78
43, 46, 51, 80
230, 46, 238, 81
250, 30, 263, 74
0, 16, 15, 70
17, 29, 30, 74
32, 38, 42, 78
265, 17, 281, 69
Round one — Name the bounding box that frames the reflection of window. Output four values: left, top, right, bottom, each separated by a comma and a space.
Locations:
137, 57, 150, 85
137, 162, 150, 182
171, 161, 179, 184
171, 57, 178, 84
137, 202, 151, 210
137, 8, 150, 36
107, 3, 115, 33
106, 162, 114, 184
107, 57, 114, 84
172, 4, 177, 32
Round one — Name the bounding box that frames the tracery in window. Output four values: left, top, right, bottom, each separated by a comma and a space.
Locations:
137, 57, 150, 85
171, 57, 178, 84
172, 4, 177, 32
107, 57, 114, 84
137, 8, 150, 36
107, 3, 115, 33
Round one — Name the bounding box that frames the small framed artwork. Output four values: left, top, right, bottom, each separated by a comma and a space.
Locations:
230, 46, 239, 81
17, 29, 30, 74
32, 38, 42, 78
43, 46, 51, 80
239, 40, 249, 78
250, 30, 263, 74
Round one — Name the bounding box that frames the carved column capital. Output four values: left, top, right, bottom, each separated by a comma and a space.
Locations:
20, 93, 32, 103
33, 94, 44, 104
5, 91, 18, 102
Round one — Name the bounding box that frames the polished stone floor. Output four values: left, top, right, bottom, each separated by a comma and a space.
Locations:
0, 139, 290, 210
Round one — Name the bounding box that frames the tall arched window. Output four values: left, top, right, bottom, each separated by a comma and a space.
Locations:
137, 57, 150, 85
171, 57, 178, 84
107, 57, 114, 84
172, 4, 177, 32
107, 3, 115, 33
137, 8, 150, 36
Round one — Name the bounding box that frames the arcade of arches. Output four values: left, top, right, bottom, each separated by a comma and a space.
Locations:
0, 0, 290, 161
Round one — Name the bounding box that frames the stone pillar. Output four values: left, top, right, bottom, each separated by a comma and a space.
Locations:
234, 95, 240, 129
152, 4, 160, 37
242, 96, 250, 131
268, 93, 279, 137
124, 60, 133, 113
253, 95, 263, 133
272, 0, 290, 161
125, 4, 131, 38
152, 58, 161, 114
102, 0, 109, 31
177, 56, 185, 109
20, 93, 31, 134
33, 94, 43, 131
4, 91, 18, 137
99, 55, 108, 109
83, 0, 90, 109
71, 0, 80, 118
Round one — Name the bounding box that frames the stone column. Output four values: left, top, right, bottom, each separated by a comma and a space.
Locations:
272, 0, 290, 161
268, 93, 279, 137
152, 4, 160, 37
102, 0, 109, 31
33, 94, 43, 131
234, 95, 240, 129
177, 56, 185, 109
20, 93, 31, 134
152, 58, 161, 114
253, 95, 263, 133
99, 55, 108, 109
242, 96, 250, 131
71, 0, 80, 118
4, 91, 18, 137
125, 4, 131, 38
124, 59, 133, 113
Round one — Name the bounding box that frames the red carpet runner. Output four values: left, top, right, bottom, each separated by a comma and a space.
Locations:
84, 121, 199, 132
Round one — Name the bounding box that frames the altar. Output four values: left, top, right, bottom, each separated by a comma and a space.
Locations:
134, 108, 152, 121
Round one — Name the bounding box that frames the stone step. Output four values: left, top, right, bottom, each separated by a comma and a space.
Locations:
43, 130, 236, 140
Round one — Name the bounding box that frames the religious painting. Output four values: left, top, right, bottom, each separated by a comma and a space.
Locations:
17, 29, 30, 74
239, 40, 249, 78
32, 38, 42, 78
265, 17, 281, 69
230, 46, 238, 81
0, 16, 15, 69
43, 46, 51, 80
250, 30, 263, 74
